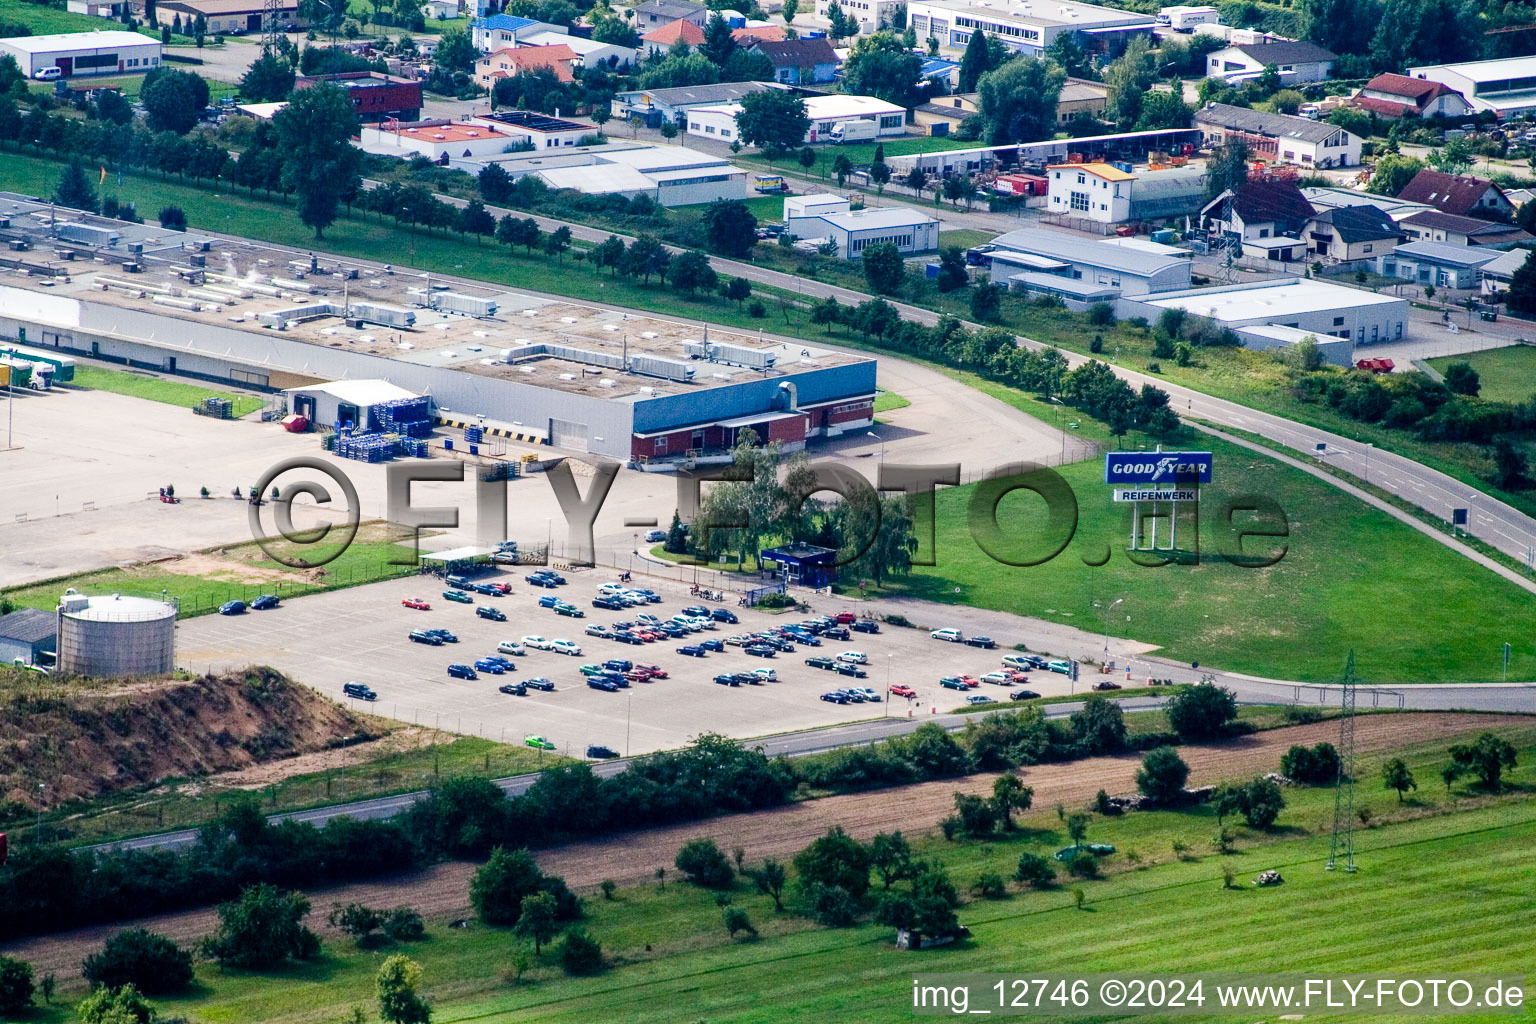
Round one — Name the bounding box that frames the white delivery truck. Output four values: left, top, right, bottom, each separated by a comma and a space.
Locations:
829, 118, 879, 144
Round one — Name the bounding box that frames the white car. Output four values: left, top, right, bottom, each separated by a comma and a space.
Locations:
584, 623, 612, 638
523, 635, 553, 650
930, 628, 963, 643
644, 528, 667, 542
598, 582, 624, 597
851, 686, 880, 701
837, 650, 868, 664
621, 590, 650, 604
550, 639, 582, 656
753, 666, 777, 682
671, 614, 700, 630
688, 616, 716, 630
498, 640, 526, 656
637, 613, 663, 626
981, 671, 1010, 686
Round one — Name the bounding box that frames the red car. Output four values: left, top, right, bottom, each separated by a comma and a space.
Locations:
402, 597, 431, 610
889, 684, 916, 697
484, 582, 512, 595
626, 668, 653, 683
834, 611, 858, 624
636, 663, 668, 678
1006, 669, 1031, 684
636, 630, 661, 642
959, 675, 982, 688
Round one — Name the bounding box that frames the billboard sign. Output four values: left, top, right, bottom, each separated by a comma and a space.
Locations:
1112, 488, 1200, 502
1104, 451, 1212, 485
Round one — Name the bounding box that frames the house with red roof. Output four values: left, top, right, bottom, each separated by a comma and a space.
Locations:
1396, 169, 1513, 221
1351, 74, 1471, 120
474, 43, 578, 88
641, 18, 705, 55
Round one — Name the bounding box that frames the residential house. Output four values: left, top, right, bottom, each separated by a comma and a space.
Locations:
1194, 102, 1360, 167
611, 81, 784, 128
1202, 179, 1316, 242
1395, 169, 1514, 221
470, 14, 556, 51
730, 23, 784, 43
1057, 78, 1109, 125
1398, 210, 1532, 249
474, 43, 578, 88
634, 0, 708, 30
518, 30, 638, 68
1205, 40, 1335, 84
1351, 73, 1471, 120
748, 36, 839, 84
640, 18, 705, 55
1374, 240, 1501, 290
1303, 204, 1403, 262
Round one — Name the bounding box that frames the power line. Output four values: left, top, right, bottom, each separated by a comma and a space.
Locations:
1326, 650, 1357, 873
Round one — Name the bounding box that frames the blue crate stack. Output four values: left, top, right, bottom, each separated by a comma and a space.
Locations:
464, 424, 484, 445
378, 397, 434, 439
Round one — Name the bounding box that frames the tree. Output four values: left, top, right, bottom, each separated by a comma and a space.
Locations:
977, 56, 1064, 144
990, 773, 1033, 828
1447, 732, 1518, 790
435, 27, 476, 73
460, 199, 495, 244
376, 955, 431, 1024
637, 53, 719, 90
735, 89, 809, 152
723, 906, 756, 939
952, 793, 1000, 837
1365, 154, 1425, 196
513, 891, 559, 953
1070, 696, 1126, 754
544, 224, 572, 260
1280, 742, 1342, 785
157, 205, 187, 231
702, 11, 738, 67
868, 831, 914, 890
592, 233, 626, 275
1237, 777, 1285, 828
862, 241, 905, 294
869, 156, 891, 195
95, 87, 134, 125
274, 81, 361, 238
140, 68, 210, 134
1164, 681, 1238, 741
702, 198, 758, 257
470, 847, 545, 925
559, 930, 604, 976
970, 282, 1001, 322
1103, 37, 1153, 127
1492, 437, 1528, 490
1506, 249, 1536, 316
0, 957, 33, 1016
77, 985, 155, 1024
201, 884, 318, 968
1064, 812, 1089, 849
750, 858, 788, 910
83, 929, 194, 994
1429, 136, 1474, 174
824, 0, 854, 40
958, 28, 996, 92
670, 249, 716, 297
1136, 91, 1191, 131
1204, 138, 1250, 200
725, 276, 752, 305
797, 146, 816, 176
622, 234, 670, 284
192, 11, 207, 46
675, 837, 735, 887
1382, 757, 1416, 802
794, 826, 871, 899
1014, 851, 1056, 889
54, 160, 98, 212
832, 152, 853, 187
1442, 361, 1480, 396
841, 32, 927, 108
936, 247, 969, 292
1135, 747, 1191, 804
1044, 31, 1088, 77
506, 216, 541, 254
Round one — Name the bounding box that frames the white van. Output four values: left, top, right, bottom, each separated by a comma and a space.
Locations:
930, 628, 963, 643
33, 67, 62, 81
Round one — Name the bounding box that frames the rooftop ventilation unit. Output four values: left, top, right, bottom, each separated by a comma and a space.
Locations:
709, 343, 776, 370
628, 355, 696, 382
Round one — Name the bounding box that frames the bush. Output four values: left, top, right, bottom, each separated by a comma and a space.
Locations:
157, 205, 187, 231
1280, 742, 1341, 785
807, 883, 858, 926
82, 928, 194, 994
1164, 682, 1238, 741
0, 956, 33, 1015
971, 872, 1008, 898
201, 884, 318, 969
754, 590, 793, 609
471, 847, 545, 925
1013, 852, 1056, 889
1135, 747, 1191, 805
559, 930, 604, 976
1087, 302, 1115, 326
77, 984, 155, 1024
1067, 852, 1100, 879
723, 906, 756, 938
748, 300, 767, 318
675, 837, 735, 889
1237, 777, 1285, 829
1089, 335, 1103, 353
382, 907, 426, 942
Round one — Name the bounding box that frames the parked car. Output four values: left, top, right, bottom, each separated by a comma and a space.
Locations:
409, 630, 444, 646
980, 672, 1011, 686
965, 635, 997, 649
603, 658, 634, 673
744, 644, 777, 658
443, 589, 473, 603
477, 606, 507, 621
851, 619, 879, 634
820, 691, 850, 704
931, 628, 963, 643
939, 676, 969, 691
588, 677, 621, 692
447, 664, 478, 680
555, 603, 585, 618
836, 650, 868, 664
636, 664, 667, 678
806, 655, 836, 670
677, 644, 706, 657
251, 594, 280, 610
484, 582, 512, 595
836, 689, 868, 703
643, 528, 667, 543
850, 687, 880, 701
726, 635, 753, 647
538, 594, 562, 609
579, 663, 608, 677
1047, 660, 1073, 675
585, 623, 613, 638
527, 575, 558, 588
1009, 689, 1041, 701
593, 596, 626, 610
588, 744, 621, 759
1003, 654, 1047, 671
820, 626, 850, 641
342, 681, 376, 701
483, 655, 514, 671
699, 638, 725, 652
714, 673, 742, 687
522, 635, 551, 650
832, 662, 867, 678
612, 631, 644, 645
499, 682, 527, 696
524, 677, 555, 691
402, 597, 431, 610
425, 629, 457, 643
524, 734, 556, 749
752, 667, 777, 682
1094, 681, 1123, 691
446, 575, 471, 589
550, 639, 582, 656
889, 684, 916, 697
473, 658, 506, 674
682, 605, 709, 617
788, 631, 821, 646
219, 600, 246, 615
733, 671, 762, 686
469, 582, 501, 596
965, 694, 996, 706
711, 608, 738, 624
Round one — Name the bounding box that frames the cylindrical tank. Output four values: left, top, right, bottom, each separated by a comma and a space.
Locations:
56, 589, 177, 677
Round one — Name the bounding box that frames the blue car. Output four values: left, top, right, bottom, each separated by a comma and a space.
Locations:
219, 600, 246, 615
447, 664, 478, 680
474, 658, 507, 674
538, 594, 561, 608
676, 644, 706, 657
820, 691, 850, 704
527, 575, 558, 588
588, 677, 620, 692
699, 638, 725, 652
251, 594, 279, 610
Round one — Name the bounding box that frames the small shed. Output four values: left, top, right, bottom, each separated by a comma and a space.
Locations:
420, 546, 495, 576
282, 379, 424, 432
759, 542, 837, 588
0, 608, 58, 666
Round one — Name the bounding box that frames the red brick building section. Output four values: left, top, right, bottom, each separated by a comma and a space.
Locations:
293, 71, 421, 124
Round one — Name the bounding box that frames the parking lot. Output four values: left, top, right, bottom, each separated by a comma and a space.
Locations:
175, 567, 1101, 760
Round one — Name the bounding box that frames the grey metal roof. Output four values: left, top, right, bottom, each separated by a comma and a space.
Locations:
0, 607, 56, 645
634, 0, 704, 16
989, 227, 1187, 277
1390, 241, 1502, 268
1195, 102, 1343, 145
619, 81, 777, 107
1223, 40, 1336, 65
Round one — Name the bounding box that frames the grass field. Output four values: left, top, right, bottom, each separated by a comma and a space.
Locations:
27, 722, 1529, 1024
0, 0, 136, 34
937, 228, 997, 252
74, 365, 264, 417
1428, 344, 1536, 405
872, 390, 909, 414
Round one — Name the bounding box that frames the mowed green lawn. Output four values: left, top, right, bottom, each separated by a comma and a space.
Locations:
887, 383, 1536, 684
74, 365, 264, 417
46, 721, 1531, 1024
1428, 345, 1536, 405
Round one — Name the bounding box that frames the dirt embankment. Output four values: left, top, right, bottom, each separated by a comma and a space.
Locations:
0, 666, 381, 810
3, 713, 1519, 980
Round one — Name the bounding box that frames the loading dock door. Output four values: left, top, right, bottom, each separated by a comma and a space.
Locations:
549, 419, 589, 451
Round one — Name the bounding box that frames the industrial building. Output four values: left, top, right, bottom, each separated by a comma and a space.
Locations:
884, 128, 1202, 178
1407, 55, 1536, 118
55, 590, 177, 678
1374, 241, 1502, 290
1044, 162, 1207, 226
985, 227, 1194, 305
1204, 40, 1336, 84
528, 144, 751, 207
0, 193, 876, 463
294, 71, 421, 123
283, 379, 423, 431
1193, 102, 1361, 168
611, 81, 785, 129
361, 121, 519, 161
1123, 279, 1410, 345
153, 0, 301, 34
0, 30, 161, 78
784, 203, 941, 259
0, 608, 56, 667
906, 0, 1154, 58
686, 94, 906, 144
474, 110, 597, 148
1233, 324, 1354, 367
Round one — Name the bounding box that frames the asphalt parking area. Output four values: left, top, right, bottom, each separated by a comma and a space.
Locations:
175, 568, 1084, 759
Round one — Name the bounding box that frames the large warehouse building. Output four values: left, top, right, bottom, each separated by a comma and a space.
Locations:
1119, 278, 1409, 346
0, 30, 161, 78
0, 194, 875, 463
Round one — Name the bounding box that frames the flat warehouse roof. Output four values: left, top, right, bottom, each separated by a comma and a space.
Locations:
0, 30, 158, 53
1411, 56, 1536, 81
1144, 280, 1406, 322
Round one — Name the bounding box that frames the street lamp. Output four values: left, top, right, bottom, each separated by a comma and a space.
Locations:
866, 430, 885, 463
884, 653, 893, 717
1049, 396, 1066, 465
1102, 598, 1123, 656
1363, 442, 1374, 486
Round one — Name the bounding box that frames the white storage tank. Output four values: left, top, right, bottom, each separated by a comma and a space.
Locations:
56, 589, 177, 677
